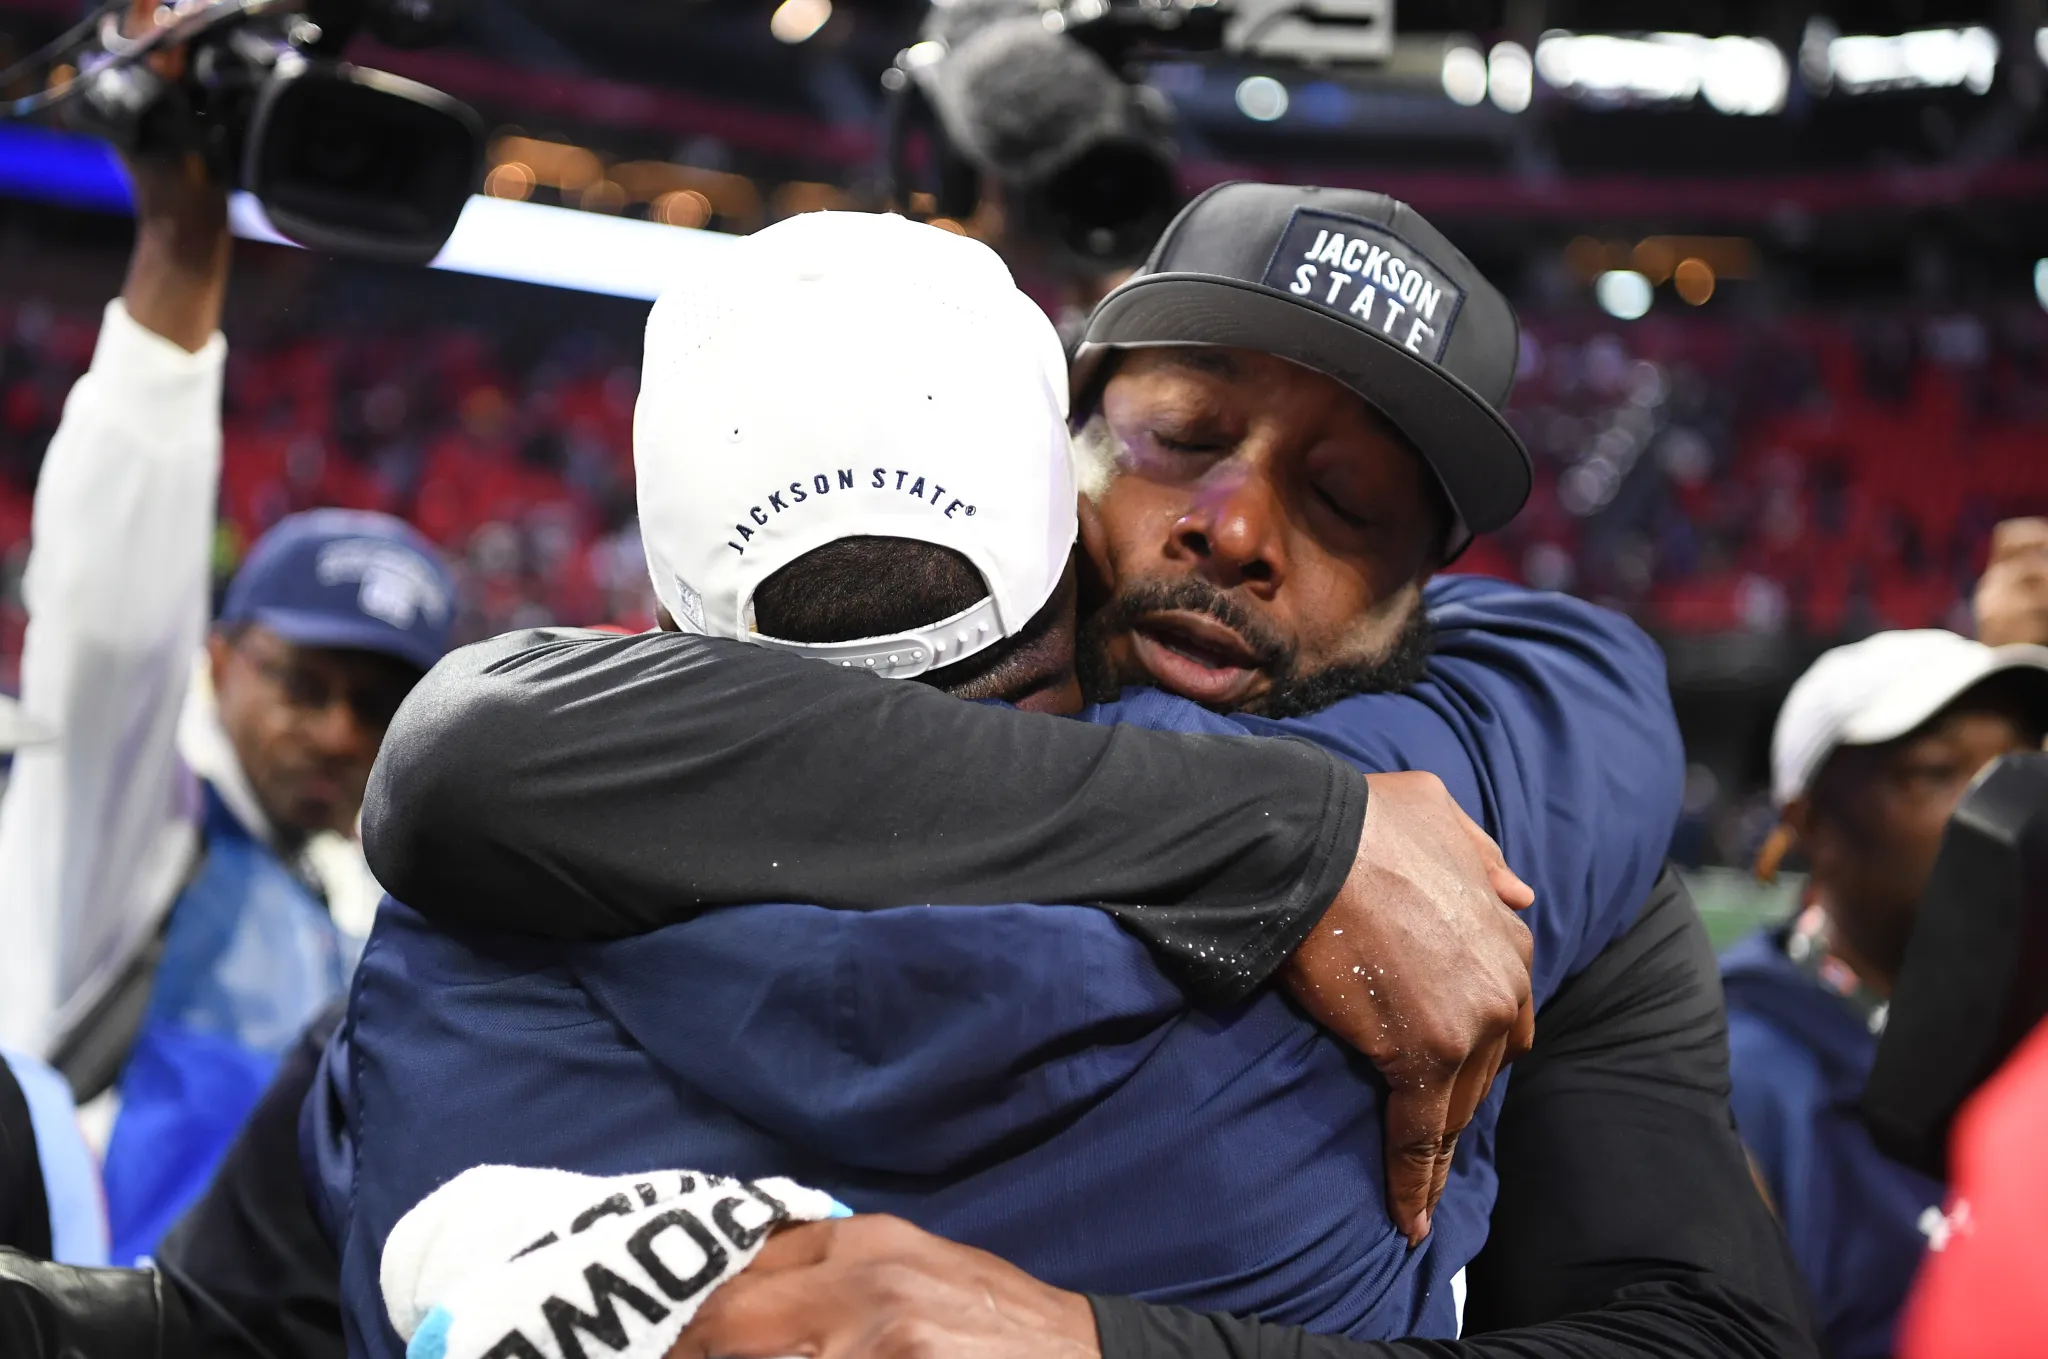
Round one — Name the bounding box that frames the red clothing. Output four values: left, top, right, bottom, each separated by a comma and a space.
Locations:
1900, 1015, 2048, 1358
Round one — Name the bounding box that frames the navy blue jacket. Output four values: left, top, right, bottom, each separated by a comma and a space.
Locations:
312, 577, 1682, 1359
1722, 929, 1945, 1359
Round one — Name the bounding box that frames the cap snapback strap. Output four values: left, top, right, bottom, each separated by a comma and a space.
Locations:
750, 595, 1005, 680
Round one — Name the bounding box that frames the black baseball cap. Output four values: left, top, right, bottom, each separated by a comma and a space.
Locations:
1073, 182, 1533, 557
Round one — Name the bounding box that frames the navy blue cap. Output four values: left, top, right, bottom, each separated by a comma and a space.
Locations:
220, 509, 456, 675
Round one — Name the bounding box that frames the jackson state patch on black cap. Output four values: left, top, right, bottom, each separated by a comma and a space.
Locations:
1074, 182, 1533, 556
1260, 211, 1466, 365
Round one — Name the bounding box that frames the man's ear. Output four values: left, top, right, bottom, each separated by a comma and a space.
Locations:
1754, 797, 1808, 883
1781, 795, 1816, 842
654, 604, 680, 632
206, 629, 235, 693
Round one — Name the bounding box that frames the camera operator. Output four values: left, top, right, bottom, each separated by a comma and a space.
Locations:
1726, 611, 2048, 1359
0, 0, 456, 1267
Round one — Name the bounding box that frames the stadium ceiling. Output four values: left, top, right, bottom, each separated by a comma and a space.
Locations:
434, 0, 2028, 113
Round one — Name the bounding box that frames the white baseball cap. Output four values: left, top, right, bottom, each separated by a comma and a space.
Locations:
1770, 629, 2048, 807
633, 211, 1076, 679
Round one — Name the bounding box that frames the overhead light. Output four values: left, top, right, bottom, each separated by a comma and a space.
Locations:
1535, 31, 1787, 114
1827, 28, 1999, 95
1799, 16, 1839, 93
1488, 42, 1534, 112
1441, 44, 1487, 106
1595, 269, 1653, 320
2035, 259, 2048, 312
579, 180, 628, 214
770, 0, 833, 44
492, 136, 603, 193
482, 162, 535, 201
1537, 32, 1700, 103
1673, 257, 1715, 305
654, 189, 713, 229
1700, 36, 1789, 115
1235, 74, 1290, 121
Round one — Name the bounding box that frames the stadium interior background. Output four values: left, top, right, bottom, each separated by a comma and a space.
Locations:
2, 0, 2045, 938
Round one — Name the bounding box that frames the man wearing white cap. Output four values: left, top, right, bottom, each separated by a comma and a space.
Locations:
1724, 628, 2048, 1359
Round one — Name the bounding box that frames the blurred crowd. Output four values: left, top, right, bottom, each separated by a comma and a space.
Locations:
1469, 305, 2048, 635
7, 295, 2046, 701
1, 287, 2044, 887
0, 296, 657, 690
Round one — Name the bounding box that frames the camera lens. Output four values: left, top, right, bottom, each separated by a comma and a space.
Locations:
244, 63, 482, 264
1035, 139, 1177, 267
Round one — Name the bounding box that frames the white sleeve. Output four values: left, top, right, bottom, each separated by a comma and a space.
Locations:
0, 300, 225, 1057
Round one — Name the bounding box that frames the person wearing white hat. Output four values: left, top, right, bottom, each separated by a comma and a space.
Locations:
1724, 628, 2048, 1359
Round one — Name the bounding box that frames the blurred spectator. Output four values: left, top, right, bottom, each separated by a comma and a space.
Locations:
0, 145, 458, 1270
1723, 630, 2048, 1359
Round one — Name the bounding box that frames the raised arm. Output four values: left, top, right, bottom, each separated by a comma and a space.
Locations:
0, 152, 230, 1057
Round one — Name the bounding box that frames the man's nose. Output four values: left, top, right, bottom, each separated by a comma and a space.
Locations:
1169, 463, 1287, 596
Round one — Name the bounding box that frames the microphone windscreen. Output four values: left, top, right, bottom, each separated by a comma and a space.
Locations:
926, 17, 1129, 183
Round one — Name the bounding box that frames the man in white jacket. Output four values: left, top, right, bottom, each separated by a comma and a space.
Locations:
0, 150, 455, 1264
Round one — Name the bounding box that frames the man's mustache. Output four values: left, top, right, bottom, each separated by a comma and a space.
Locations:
1095, 575, 1295, 675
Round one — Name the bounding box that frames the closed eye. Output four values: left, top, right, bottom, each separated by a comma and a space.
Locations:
1314, 484, 1373, 531
1153, 431, 1230, 456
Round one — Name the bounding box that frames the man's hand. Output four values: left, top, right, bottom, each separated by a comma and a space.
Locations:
1977, 518, 2048, 649
117, 0, 231, 352
667, 1216, 1098, 1359
1283, 770, 1536, 1246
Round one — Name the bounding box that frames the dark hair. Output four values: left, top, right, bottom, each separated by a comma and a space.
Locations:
753, 536, 1073, 700
754, 537, 984, 642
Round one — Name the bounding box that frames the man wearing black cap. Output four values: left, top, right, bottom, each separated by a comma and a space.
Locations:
1063, 184, 1526, 713
1078, 184, 1526, 540
0, 141, 457, 1267
362, 187, 1808, 1355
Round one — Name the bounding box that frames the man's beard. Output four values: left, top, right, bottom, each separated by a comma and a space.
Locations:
1075, 575, 1436, 718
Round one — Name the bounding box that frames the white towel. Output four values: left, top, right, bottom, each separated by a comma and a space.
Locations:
381, 1165, 847, 1359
